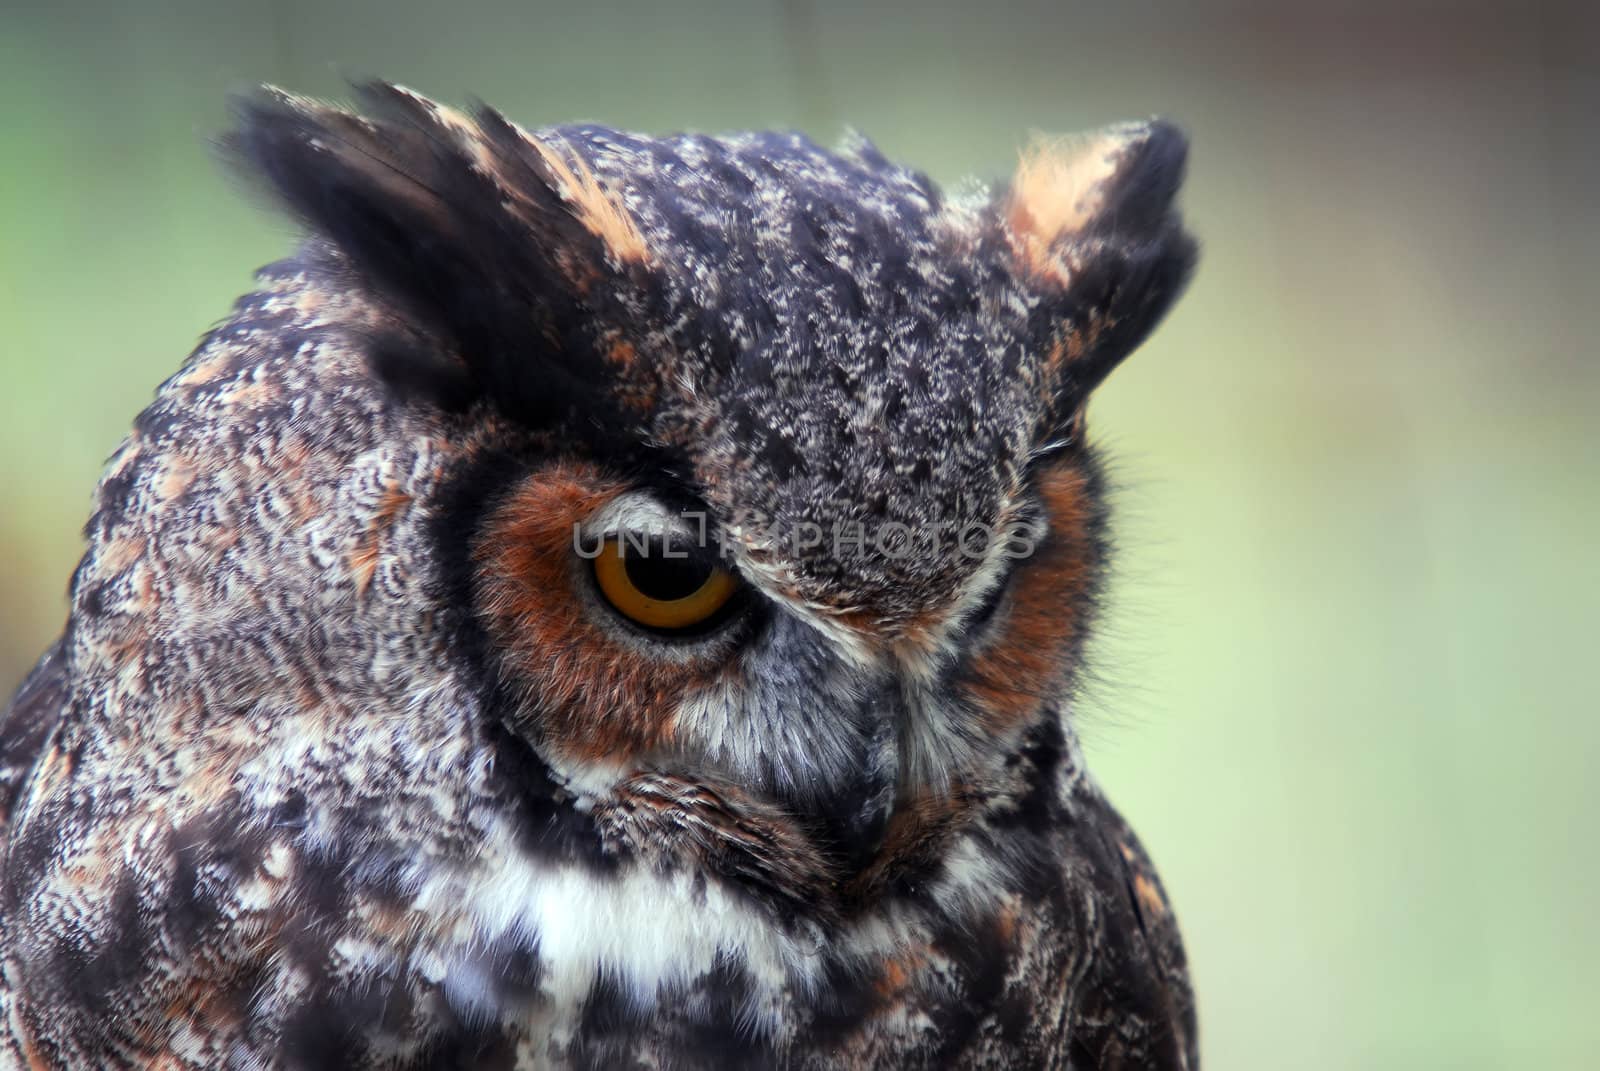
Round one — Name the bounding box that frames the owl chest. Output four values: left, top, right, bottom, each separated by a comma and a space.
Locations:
419, 847, 814, 1030
402, 839, 1069, 1068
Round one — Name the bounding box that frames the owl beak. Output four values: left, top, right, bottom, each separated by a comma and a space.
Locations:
809, 690, 900, 876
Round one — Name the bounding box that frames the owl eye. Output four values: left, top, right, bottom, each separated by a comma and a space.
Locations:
592, 537, 741, 633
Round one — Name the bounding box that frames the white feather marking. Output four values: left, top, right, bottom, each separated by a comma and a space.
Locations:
412, 820, 822, 1037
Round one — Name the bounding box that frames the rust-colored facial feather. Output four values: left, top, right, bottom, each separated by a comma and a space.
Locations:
844, 788, 972, 905
472, 463, 723, 766
961, 462, 1100, 733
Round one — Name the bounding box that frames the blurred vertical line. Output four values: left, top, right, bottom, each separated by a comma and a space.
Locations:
778, 0, 836, 135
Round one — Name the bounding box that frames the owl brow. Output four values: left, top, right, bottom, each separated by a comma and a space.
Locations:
573, 492, 737, 566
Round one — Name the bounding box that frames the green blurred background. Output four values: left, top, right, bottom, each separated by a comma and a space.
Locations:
2, 1, 1596, 1066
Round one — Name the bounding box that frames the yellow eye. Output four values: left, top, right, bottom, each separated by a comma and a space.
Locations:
592, 537, 740, 632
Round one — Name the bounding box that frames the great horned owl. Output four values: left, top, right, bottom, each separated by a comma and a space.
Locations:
0, 84, 1197, 1069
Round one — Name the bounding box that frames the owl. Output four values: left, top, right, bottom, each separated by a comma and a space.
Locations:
0, 84, 1197, 1069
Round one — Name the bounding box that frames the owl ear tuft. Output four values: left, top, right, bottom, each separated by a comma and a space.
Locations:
1007, 120, 1198, 422
220, 82, 653, 428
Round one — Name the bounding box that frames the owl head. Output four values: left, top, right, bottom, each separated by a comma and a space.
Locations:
203, 84, 1196, 878
0, 84, 1200, 1063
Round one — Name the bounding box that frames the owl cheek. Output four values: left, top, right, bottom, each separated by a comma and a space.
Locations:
470, 463, 701, 767
957, 463, 1100, 732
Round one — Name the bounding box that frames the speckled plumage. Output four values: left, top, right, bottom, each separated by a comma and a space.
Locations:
0, 84, 1197, 1069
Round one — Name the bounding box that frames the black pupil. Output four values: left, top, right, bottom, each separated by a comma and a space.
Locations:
622, 544, 714, 601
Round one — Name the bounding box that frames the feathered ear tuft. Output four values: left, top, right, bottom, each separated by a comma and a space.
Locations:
219, 82, 654, 428
1006, 120, 1198, 426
